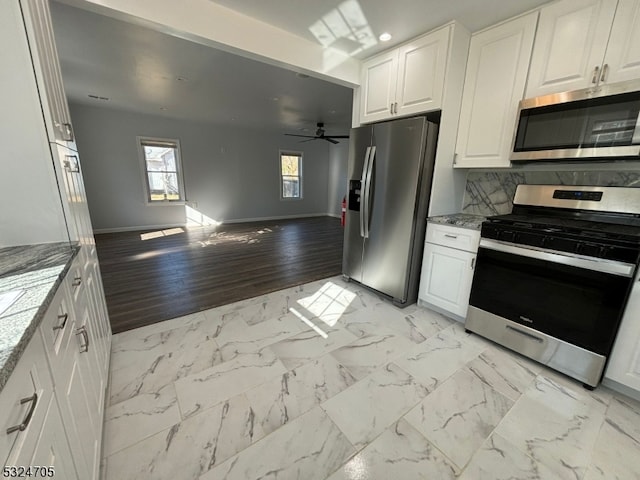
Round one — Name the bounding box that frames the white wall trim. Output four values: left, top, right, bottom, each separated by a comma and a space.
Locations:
93, 213, 340, 233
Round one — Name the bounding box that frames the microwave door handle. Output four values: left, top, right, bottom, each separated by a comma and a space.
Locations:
363, 146, 376, 239
600, 64, 609, 83
359, 147, 372, 238
633, 113, 640, 146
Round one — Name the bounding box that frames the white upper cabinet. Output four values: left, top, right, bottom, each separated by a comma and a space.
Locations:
603, 0, 640, 83
395, 27, 449, 117
20, 0, 75, 148
360, 26, 450, 124
454, 12, 538, 169
360, 50, 399, 123
524, 0, 640, 98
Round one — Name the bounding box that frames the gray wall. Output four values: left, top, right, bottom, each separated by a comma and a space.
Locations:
70, 103, 333, 231
327, 141, 349, 217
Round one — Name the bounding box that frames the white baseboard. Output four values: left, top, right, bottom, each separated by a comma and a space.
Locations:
221, 213, 330, 224
93, 213, 339, 234
601, 377, 640, 402
93, 223, 185, 234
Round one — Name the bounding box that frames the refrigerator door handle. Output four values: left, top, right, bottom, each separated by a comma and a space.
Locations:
363, 146, 376, 238
359, 147, 372, 238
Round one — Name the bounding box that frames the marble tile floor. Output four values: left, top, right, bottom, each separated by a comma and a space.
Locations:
102, 276, 640, 480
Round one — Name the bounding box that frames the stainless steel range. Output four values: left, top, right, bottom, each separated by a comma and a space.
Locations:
466, 184, 640, 388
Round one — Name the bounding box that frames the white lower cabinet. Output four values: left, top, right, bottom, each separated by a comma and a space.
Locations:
418, 223, 480, 321
2, 251, 110, 478
13, 395, 78, 480
1, 335, 77, 479
605, 268, 640, 395
1, 335, 53, 468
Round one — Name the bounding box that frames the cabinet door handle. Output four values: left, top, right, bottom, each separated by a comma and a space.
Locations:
390, 103, 393, 114
591, 66, 600, 84
600, 63, 609, 83
76, 326, 90, 353
444, 234, 458, 239
63, 122, 74, 142
53, 313, 68, 331
471, 258, 475, 270
394, 102, 398, 114
6, 394, 38, 435
65, 155, 80, 173
72, 276, 82, 287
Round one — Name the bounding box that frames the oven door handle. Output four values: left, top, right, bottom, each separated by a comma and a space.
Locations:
479, 238, 636, 277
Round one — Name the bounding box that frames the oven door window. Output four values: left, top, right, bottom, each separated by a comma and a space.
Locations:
469, 247, 632, 355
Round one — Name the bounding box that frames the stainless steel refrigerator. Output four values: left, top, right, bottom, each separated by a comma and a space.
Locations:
342, 116, 438, 306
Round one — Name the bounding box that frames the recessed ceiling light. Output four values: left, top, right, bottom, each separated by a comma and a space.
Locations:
379, 32, 392, 42
272, 97, 279, 101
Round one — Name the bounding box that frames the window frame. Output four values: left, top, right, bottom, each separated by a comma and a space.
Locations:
279, 150, 303, 201
137, 136, 186, 205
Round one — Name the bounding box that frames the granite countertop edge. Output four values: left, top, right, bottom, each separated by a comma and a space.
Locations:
427, 213, 487, 231
0, 244, 80, 393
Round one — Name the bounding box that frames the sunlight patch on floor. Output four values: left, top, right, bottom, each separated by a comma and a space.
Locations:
289, 307, 328, 339
295, 281, 356, 328
198, 228, 273, 247
140, 228, 185, 241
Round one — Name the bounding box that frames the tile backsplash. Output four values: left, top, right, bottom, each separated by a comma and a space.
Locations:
462, 170, 640, 216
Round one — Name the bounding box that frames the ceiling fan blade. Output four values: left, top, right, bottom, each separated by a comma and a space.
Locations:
324, 137, 339, 144
326, 135, 350, 139
299, 138, 318, 143
284, 133, 316, 139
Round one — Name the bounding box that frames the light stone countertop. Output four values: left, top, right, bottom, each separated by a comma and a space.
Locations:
0, 242, 78, 393
427, 213, 488, 231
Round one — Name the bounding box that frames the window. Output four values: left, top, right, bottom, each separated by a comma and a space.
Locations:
280, 151, 302, 199
138, 137, 185, 203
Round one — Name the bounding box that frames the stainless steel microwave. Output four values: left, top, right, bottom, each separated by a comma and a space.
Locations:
511, 79, 640, 162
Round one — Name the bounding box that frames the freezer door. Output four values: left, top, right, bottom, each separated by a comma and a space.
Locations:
342, 125, 373, 282
361, 117, 429, 301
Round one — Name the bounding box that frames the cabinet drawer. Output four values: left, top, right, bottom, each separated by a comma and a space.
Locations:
425, 223, 480, 252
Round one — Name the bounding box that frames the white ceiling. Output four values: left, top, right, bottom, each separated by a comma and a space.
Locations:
50, 2, 354, 134
50, 0, 552, 134
210, 0, 552, 59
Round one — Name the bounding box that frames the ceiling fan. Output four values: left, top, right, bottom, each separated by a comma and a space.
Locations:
284, 122, 349, 144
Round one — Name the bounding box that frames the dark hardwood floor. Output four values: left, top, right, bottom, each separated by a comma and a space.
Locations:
95, 216, 344, 334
